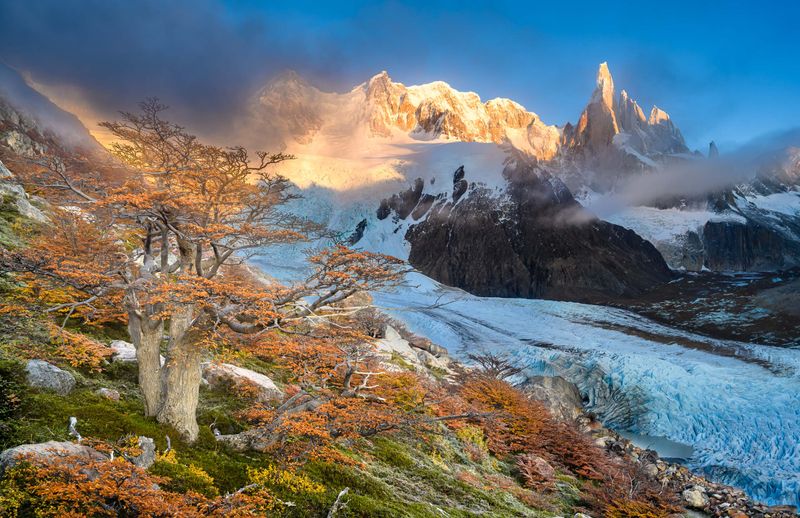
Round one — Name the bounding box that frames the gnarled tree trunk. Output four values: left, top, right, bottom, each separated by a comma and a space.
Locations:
128, 309, 164, 417
157, 305, 202, 441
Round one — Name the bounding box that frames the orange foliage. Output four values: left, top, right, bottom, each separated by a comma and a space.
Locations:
457, 375, 548, 456
604, 499, 674, 518
1, 452, 286, 518
47, 325, 113, 372
454, 375, 613, 482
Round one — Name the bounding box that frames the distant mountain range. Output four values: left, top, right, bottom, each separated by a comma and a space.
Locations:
1, 60, 799, 294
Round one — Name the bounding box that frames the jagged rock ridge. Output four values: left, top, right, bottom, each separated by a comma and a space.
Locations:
560, 62, 690, 190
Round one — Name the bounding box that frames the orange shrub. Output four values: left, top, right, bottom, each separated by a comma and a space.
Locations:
48, 326, 113, 372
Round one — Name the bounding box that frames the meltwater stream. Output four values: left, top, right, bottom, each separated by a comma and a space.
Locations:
370, 273, 800, 506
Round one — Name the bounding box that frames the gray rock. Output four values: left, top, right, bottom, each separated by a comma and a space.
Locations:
110, 340, 137, 362
0, 159, 12, 179
202, 362, 283, 402
128, 436, 155, 469
1, 129, 45, 156
110, 340, 164, 365
574, 513, 593, 518
96, 388, 120, 401
594, 436, 612, 448
0, 159, 47, 222
0, 441, 105, 474
683, 488, 709, 509
642, 462, 659, 477
524, 375, 584, 421
25, 360, 75, 395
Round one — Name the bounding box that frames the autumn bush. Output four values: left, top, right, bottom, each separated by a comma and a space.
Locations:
603, 498, 674, 518
0, 455, 206, 517
516, 452, 557, 490
578, 453, 679, 517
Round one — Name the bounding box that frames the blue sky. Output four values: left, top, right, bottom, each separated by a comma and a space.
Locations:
0, 0, 798, 149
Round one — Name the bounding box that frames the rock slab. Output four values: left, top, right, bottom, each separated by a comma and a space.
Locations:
0, 441, 105, 474
25, 360, 75, 395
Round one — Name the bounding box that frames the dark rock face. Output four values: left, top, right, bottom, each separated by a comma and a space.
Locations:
376, 177, 424, 220
702, 218, 800, 271
401, 163, 672, 301
347, 219, 368, 245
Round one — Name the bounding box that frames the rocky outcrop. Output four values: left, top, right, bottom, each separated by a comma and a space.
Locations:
402, 162, 672, 301
523, 376, 584, 422
0, 62, 101, 153
709, 140, 720, 159
25, 360, 75, 395
0, 159, 47, 222
702, 217, 800, 271
375, 326, 454, 376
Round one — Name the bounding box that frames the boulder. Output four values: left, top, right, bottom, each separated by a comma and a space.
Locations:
202, 363, 283, 402
96, 388, 120, 401
642, 462, 659, 477
110, 340, 164, 365
110, 340, 137, 362
682, 487, 709, 509
0, 441, 105, 474
25, 360, 75, 395
523, 375, 583, 421
128, 436, 155, 469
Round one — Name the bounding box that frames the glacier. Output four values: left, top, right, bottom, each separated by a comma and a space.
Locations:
370, 274, 800, 506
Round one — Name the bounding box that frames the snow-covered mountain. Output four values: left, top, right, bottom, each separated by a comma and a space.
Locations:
247, 63, 800, 275
249, 70, 561, 159
559, 62, 691, 191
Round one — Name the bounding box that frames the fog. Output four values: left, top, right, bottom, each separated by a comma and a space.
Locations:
587, 128, 800, 219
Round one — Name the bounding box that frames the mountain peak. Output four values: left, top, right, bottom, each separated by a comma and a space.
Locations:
263, 70, 312, 94
648, 105, 670, 125
594, 62, 615, 108
367, 70, 392, 85
563, 61, 688, 178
